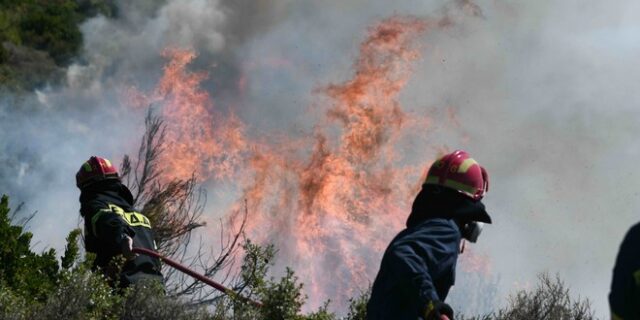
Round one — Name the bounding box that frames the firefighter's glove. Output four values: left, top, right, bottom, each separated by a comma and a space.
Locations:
120, 234, 137, 260
423, 300, 454, 320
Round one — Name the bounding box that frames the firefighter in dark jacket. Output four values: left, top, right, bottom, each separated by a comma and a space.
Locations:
76, 156, 163, 287
367, 150, 492, 320
610, 222, 640, 320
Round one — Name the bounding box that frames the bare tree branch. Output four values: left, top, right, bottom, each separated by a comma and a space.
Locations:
119, 107, 255, 304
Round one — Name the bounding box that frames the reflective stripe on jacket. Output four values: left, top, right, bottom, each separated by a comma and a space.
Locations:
80, 180, 163, 287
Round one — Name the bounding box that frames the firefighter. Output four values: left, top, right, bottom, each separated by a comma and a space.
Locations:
367, 150, 492, 320
609, 222, 640, 320
76, 156, 163, 287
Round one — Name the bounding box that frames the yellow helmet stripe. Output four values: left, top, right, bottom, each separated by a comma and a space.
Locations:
458, 158, 478, 173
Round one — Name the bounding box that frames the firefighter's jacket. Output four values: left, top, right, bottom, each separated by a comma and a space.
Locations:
80, 180, 163, 287
367, 185, 491, 320
610, 222, 640, 320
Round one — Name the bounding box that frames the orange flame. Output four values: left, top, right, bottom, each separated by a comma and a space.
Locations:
129, 13, 490, 311
129, 48, 248, 183
235, 16, 429, 308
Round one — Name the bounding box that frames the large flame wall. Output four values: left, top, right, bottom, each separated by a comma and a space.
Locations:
131, 16, 450, 308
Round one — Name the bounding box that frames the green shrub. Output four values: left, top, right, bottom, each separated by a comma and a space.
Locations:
345, 289, 370, 320
120, 280, 211, 320
18, 0, 82, 65
258, 268, 306, 320
0, 193, 598, 320
39, 266, 121, 320
493, 273, 595, 320
0, 0, 117, 91
0, 194, 59, 302
459, 273, 596, 320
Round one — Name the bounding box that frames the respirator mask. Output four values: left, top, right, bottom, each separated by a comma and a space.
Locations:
461, 221, 484, 243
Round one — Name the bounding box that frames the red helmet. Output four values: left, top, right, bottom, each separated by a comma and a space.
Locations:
424, 150, 489, 200
76, 156, 119, 188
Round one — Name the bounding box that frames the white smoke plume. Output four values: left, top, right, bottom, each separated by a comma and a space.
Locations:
3, 0, 640, 317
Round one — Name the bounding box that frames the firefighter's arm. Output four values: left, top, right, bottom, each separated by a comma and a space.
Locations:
609, 225, 640, 320
387, 243, 439, 302
90, 207, 136, 256
386, 242, 451, 319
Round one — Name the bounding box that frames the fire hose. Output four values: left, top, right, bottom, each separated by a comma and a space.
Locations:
132, 247, 263, 307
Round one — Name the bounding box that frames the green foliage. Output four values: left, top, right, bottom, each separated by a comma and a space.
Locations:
75, 0, 117, 20
0, 194, 598, 319
492, 273, 595, 320
0, 197, 338, 319
216, 240, 276, 319
40, 264, 122, 320
345, 289, 370, 320
0, 287, 31, 320
18, 0, 82, 65
1, 266, 211, 320
211, 241, 340, 320
258, 268, 306, 320
305, 301, 336, 320
0, 5, 24, 45
0, 0, 116, 91
241, 240, 275, 292
0, 194, 59, 302
61, 228, 82, 270
120, 280, 211, 320
0, 199, 211, 320
458, 273, 596, 320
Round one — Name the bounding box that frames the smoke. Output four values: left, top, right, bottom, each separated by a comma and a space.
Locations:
3, 0, 640, 316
